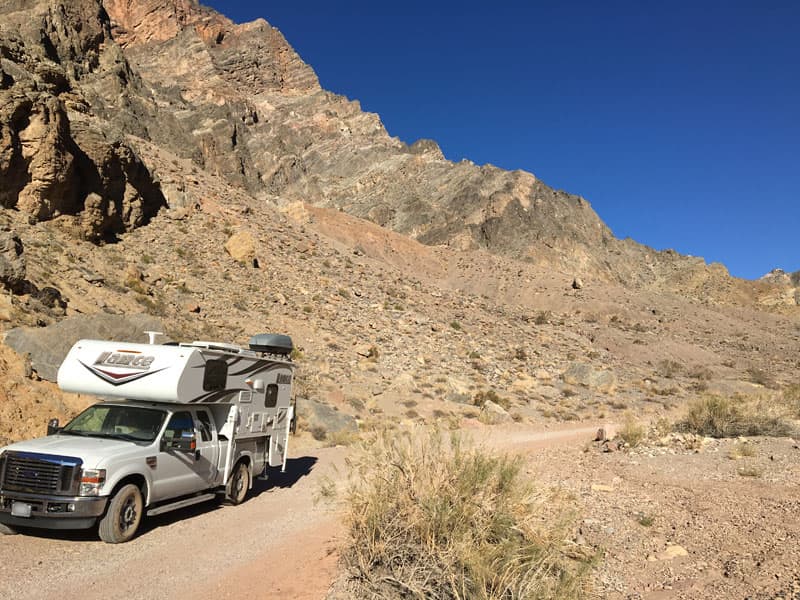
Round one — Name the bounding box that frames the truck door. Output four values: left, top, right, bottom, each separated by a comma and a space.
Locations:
152, 411, 208, 501
194, 410, 219, 485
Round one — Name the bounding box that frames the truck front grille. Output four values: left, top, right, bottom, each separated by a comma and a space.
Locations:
1, 452, 81, 496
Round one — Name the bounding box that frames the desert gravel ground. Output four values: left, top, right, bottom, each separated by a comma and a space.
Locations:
2, 424, 799, 600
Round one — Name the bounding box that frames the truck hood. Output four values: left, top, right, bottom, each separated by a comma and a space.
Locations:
0, 435, 154, 469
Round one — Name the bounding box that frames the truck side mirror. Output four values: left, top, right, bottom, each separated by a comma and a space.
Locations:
47, 418, 60, 436
160, 434, 196, 452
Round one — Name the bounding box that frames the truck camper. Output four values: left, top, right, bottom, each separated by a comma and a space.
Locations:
0, 333, 296, 543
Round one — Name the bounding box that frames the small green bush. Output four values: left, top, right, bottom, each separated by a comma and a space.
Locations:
637, 514, 654, 527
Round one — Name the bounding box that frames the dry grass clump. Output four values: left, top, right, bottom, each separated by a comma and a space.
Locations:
618, 414, 646, 447
675, 394, 797, 438
784, 384, 800, 416
341, 429, 593, 599
728, 441, 757, 459
657, 359, 683, 379
473, 389, 511, 410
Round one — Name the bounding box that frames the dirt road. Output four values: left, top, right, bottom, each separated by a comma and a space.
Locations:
0, 424, 611, 600
0, 447, 346, 600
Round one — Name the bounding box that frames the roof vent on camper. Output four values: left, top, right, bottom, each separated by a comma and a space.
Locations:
249, 333, 294, 356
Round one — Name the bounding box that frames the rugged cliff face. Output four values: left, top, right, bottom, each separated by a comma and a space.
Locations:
96, 0, 623, 274
0, 0, 165, 240
0, 0, 768, 297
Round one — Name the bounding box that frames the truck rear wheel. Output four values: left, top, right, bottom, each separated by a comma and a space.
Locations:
99, 484, 143, 543
226, 461, 249, 505
0, 523, 18, 535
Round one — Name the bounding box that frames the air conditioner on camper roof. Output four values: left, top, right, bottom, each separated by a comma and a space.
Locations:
248, 333, 293, 356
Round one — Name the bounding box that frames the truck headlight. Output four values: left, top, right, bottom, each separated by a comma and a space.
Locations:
79, 469, 106, 496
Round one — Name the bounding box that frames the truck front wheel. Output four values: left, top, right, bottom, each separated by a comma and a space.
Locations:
226, 461, 249, 505
0, 523, 18, 535
99, 484, 143, 543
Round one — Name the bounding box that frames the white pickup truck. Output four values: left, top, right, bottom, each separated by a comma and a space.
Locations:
0, 333, 296, 543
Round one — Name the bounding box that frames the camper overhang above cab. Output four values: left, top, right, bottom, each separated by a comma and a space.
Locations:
57, 335, 294, 404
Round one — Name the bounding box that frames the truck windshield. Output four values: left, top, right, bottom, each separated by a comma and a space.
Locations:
61, 405, 167, 443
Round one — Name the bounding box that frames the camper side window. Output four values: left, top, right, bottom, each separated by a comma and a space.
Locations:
265, 384, 278, 408
203, 359, 228, 391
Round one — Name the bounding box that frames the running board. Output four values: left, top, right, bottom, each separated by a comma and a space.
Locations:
146, 493, 217, 517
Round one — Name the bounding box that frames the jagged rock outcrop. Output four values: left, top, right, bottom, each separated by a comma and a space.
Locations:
0, 0, 165, 240
759, 269, 800, 306
0, 229, 25, 292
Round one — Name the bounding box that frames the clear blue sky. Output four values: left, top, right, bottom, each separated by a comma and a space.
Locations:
205, 0, 799, 280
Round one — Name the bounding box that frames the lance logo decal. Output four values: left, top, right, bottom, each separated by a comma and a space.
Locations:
80, 351, 165, 386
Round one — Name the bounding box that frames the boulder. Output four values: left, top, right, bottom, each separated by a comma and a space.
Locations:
0, 230, 26, 292
4, 313, 163, 382
224, 231, 257, 263
0, 294, 14, 322
446, 376, 471, 404
654, 545, 689, 561
298, 397, 357, 436
481, 400, 512, 424
389, 373, 416, 395
562, 362, 617, 393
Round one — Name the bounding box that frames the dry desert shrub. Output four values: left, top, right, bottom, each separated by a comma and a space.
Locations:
472, 389, 511, 410
783, 384, 800, 416
728, 441, 757, 459
746, 366, 776, 389
341, 428, 593, 599
618, 414, 646, 447
675, 394, 797, 438
657, 359, 682, 379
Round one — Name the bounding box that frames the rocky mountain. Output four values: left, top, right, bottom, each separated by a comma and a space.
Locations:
2, 0, 776, 294
0, 0, 799, 446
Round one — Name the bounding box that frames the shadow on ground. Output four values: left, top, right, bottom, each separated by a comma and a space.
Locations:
254, 455, 318, 492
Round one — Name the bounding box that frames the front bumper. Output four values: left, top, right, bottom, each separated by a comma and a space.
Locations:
0, 491, 107, 530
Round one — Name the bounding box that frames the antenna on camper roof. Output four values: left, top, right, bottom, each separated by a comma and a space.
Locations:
144, 331, 164, 345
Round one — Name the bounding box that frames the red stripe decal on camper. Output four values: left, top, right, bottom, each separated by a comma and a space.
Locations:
78, 361, 168, 386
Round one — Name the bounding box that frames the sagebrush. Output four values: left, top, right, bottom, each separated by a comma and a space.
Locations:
675, 394, 797, 438
341, 429, 593, 599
